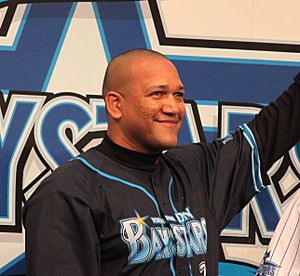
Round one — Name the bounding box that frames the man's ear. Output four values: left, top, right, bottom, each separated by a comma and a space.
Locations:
105, 91, 123, 119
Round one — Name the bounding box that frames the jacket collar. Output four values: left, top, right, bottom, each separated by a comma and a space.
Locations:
96, 135, 161, 172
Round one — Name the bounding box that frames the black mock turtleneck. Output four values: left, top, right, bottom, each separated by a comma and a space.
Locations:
96, 135, 161, 172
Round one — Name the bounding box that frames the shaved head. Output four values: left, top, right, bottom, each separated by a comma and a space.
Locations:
102, 49, 170, 97
102, 48, 185, 153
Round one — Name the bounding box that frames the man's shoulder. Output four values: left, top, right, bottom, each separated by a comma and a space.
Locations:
165, 143, 205, 156
163, 140, 228, 167
23, 148, 102, 204
163, 143, 207, 165
41, 147, 104, 189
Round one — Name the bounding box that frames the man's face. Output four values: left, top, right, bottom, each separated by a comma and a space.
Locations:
119, 57, 186, 154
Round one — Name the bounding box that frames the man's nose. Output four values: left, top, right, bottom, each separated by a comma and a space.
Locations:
161, 97, 181, 114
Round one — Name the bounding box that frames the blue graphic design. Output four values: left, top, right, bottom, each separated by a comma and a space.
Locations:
39, 101, 91, 167
0, 100, 36, 218
96, 1, 147, 59
0, 5, 31, 51
42, 3, 77, 91
171, 61, 299, 103
0, 253, 25, 275
0, 3, 73, 91
219, 262, 258, 275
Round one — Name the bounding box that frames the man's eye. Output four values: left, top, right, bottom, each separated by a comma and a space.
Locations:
152, 91, 162, 96
175, 92, 184, 98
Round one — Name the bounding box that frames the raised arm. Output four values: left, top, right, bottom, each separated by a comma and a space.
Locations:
247, 72, 300, 171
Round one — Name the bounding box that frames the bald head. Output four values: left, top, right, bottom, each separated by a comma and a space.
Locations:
102, 48, 185, 153
102, 49, 170, 97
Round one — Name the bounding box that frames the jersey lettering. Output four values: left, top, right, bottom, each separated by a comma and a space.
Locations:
199, 261, 207, 276
120, 209, 207, 264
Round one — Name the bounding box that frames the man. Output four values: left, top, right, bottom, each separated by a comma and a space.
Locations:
23, 49, 300, 275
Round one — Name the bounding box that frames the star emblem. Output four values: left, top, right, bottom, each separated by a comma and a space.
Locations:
134, 210, 149, 228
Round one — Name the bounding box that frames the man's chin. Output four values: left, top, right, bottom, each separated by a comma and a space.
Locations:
158, 139, 178, 151
144, 136, 178, 153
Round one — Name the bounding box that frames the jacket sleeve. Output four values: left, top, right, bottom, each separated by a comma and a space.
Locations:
177, 72, 300, 231
22, 162, 101, 276
211, 72, 300, 229
247, 72, 300, 171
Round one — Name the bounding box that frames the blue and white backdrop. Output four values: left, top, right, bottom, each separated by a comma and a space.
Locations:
0, 0, 299, 274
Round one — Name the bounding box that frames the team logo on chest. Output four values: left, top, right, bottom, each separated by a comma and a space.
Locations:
120, 208, 207, 264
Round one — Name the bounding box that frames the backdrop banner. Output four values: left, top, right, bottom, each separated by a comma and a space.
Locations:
0, 0, 299, 275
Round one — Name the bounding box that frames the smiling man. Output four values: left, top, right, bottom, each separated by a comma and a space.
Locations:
103, 50, 186, 153
23, 49, 300, 276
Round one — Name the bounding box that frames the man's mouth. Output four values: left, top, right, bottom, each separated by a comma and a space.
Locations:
156, 120, 179, 127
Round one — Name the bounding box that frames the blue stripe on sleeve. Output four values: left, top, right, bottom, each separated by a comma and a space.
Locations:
239, 123, 265, 192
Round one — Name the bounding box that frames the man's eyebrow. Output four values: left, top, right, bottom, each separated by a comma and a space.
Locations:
178, 85, 185, 91
148, 84, 185, 91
